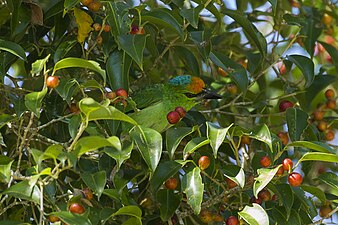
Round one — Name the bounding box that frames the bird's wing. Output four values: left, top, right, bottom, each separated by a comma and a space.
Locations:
130, 84, 164, 109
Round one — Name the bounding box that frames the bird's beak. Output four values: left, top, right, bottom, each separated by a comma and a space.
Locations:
200, 88, 222, 99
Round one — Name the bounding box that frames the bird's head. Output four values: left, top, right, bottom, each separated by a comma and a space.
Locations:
169, 75, 221, 99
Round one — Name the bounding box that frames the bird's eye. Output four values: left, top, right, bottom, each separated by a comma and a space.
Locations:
185, 93, 198, 98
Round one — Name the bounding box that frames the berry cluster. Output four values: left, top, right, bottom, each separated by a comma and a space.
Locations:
106, 88, 129, 107
166, 106, 186, 124
81, 0, 102, 12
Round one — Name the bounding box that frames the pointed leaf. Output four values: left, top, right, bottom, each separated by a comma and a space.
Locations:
319, 41, 338, 70
207, 122, 232, 158
74, 136, 113, 157
53, 58, 106, 84
81, 171, 106, 199
288, 141, 334, 153
104, 137, 133, 169
130, 126, 162, 172
52, 211, 92, 225
253, 166, 281, 198
113, 205, 142, 218
180, 5, 203, 28
122, 217, 142, 225
31, 54, 50, 76
0, 39, 27, 60
286, 108, 308, 142
317, 172, 338, 191
157, 189, 181, 221
24, 88, 48, 118
222, 165, 245, 188
275, 183, 294, 219
210, 51, 248, 93
250, 124, 272, 151
238, 203, 269, 225
150, 160, 185, 192
287, 55, 314, 88
301, 185, 326, 203
3, 180, 41, 204
182, 167, 204, 215
166, 126, 196, 159
0, 155, 13, 183
183, 137, 210, 160
295, 152, 338, 168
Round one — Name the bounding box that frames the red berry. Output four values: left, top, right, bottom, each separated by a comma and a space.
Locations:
226, 216, 239, 225
165, 177, 178, 190
279, 63, 287, 75
326, 99, 336, 110
175, 106, 186, 118
83, 187, 93, 200
325, 130, 335, 141
103, 24, 111, 32
258, 189, 271, 201
275, 166, 284, 177
282, 158, 293, 172
167, 111, 180, 124
115, 88, 128, 98
260, 156, 271, 168
130, 25, 145, 34
277, 132, 289, 145
325, 89, 335, 99
198, 156, 210, 170
69, 203, 85, 214
46, 76, 60, 88
250, 196, 262, 205
279, 100, 294, 112
319, 205, 332, 217
225, 177, 238, 189
288, 172, 303, 187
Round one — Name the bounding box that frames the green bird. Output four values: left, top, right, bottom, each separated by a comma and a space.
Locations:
127, 75, 221, 133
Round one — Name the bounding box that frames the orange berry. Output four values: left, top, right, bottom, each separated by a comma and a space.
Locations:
325, 130, 335, 141
288, 172, 303, 187
258, 189, 271, 201
88, 1, 101, 12
260, 156, 271, 168
277, 132, 289, 145
69, 103, 80, 114
317, 121, 328, 132
96, 35, 103, 45
282, 158, 293, 171
198, 156, 211, 170
326, 99, 336, 110
225, 178, 237, 189
92, 23, 101, 32
46, 76, 60, 89
313, 110, 325, 121
289, 0, 300, 8
275, 166, 284, 177
49, 215, 60, 222
103, 24, 111, 32
325, 89, 335, 99
83, 187, 93, 200
69, 203, 85, 214
227, 83, 238, 95
199, 210, 213, 223
241, 135, 251, 145
115, 88, 128, 98
81, 0, 93, 6
106, 91, 116, 100
226, 216, 239, 225
165, 177, 179, 190
319, 205, 332, 217
218, 67, 228, 77
322, 13, 333, 26
279, 63, 287, 75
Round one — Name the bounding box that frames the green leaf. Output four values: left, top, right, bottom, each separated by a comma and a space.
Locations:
106, 2, 131, 37
182, 167, 204, 215
31, 54, 50, 75
275, 184, 294, 219
74, 136, 113, 157
104, 136, 133, 169
0, 155, 13, 183
286, 108, 308, 142
253, 166, 281, 198
210, 51, 248, 93
166, 126, 196, 159
238, 203, 269, 225
319, 41, 338, 70
207, 122, 232, 158
81, 171, 106, 199
0, 114, 15, 129
183, 137, 210, 160
113, 205, 142, 218
179, 5, 203, 28
157, 189, 181, 221
150, 160, 185, 192
24, 88, 48, 118
222, 9, 267, 58
117, 34, 148, 70
301, 185, 326, 203
1, 221, 30, 225
317, 172, 338, 191
3, 180, 41, 204
287, 55, 314, 88
250, 124, 272, 152
296, 152, 338, 167
268, 0, 277, 15
174, 46, 200, 76
40, 144, 64, 163
122, 217, 142, 225
142, 8, 183, 37
69, 114, 81, 139
287, 209, 302, 225
0, 39, 27, 60
52, 211, 92, 225
287, 141, 334, 153
106, 49, 132, 90
53, 58, 106, 84
130, 126, 162, 172
79, 98, 137, 125
222, 165, 245, 188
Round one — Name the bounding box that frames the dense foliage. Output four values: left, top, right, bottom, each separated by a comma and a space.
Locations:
0, 0, 337, 224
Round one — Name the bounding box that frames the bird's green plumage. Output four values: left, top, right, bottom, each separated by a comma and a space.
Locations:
127, 75, 206, 132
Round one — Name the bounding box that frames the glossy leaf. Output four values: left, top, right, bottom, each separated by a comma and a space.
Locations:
239, 203, 269, 225
52, 211, 92, 225
81, 171, 106, 199
319, 41, 338, 70
179, 5, 203, 28
166, 126, 196, 159
287, 209, 302, 225
210, 51, 248, 93
0, 39, 26, 60
113, 205, 142, 218
250, 124, 272, 151
286, 108, 308, 142
295, 152, 338, 167
0, 114, 14, 129
287, 55, 314, 88
24, 88, 48, 118
74, 136, 113, 157
0, 155, 13, 183
104, 136, 133, 169
79, 98, 137, 125
317, 172, 338, 191
157, 189, 181, 221
150, 160, 185, 192
117, 34, 148, 70
183, 137, 210, 160
301, 185, 326, 203
3, 180, 40, 204
223, 165, 245, 188
275, 184, 294, 219
182, 167, 204, 215
207, 122, 232, 158
223, 9, 267, 57
253, 166, 281, 198
142, 8, 183, 37
106, 49, 132, 90
53, 58, 106, 84
31, 54, 50, 75
122, 217, 142, 225
130, 126, 162, 172
174, 46, 200, 76
288, 141, 334, 154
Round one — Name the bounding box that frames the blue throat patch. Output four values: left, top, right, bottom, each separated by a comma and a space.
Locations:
168, 75, 192, 86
